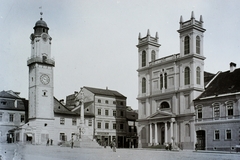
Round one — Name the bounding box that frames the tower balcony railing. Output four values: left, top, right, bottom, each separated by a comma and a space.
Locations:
27, 56, 55, 66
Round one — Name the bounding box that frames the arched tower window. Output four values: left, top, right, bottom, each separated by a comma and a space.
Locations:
184, 36, 190, 55
151, 50, 156, 62
184, 67, 190, 85
142, 51, 146, 67
142, 77, 146, 93
196, 36, 200, 54
164, 73, 167, 89
196, 67, 201, 84
160, 74, 163, 89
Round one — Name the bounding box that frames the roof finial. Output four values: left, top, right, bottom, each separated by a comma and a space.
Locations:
147, 29, 150, 36
180, 15, 183, 23
191, 11, 195, 19
39, 6, 43, 20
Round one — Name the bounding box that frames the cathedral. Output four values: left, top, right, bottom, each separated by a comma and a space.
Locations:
137, 11, 206, 149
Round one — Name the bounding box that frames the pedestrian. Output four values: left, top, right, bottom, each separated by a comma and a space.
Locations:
112, 139, 116, 152
110, 141, 112, 149
46, 139, 49, 146
104, 141, 106, 148
50, 139, 53, 145
71, 137, 74, 149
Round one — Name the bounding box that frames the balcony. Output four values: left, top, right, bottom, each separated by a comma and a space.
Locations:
27, 56, 55, 66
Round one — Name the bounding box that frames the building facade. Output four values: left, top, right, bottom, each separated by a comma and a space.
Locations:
0, 90, 28, 143
137, 12, 206, 149
194, 63, 240, 151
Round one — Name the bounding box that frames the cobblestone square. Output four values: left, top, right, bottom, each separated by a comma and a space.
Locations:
1, 143, 240, 160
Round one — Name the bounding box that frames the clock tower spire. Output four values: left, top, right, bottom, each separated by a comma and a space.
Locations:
27, 13, 55, 144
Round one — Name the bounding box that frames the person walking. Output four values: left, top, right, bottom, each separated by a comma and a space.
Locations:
71, 137, 74, 149
46, 139, 49, 146
112, 139, 116, 152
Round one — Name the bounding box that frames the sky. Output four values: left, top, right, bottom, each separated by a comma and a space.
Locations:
1, 0, 240, 110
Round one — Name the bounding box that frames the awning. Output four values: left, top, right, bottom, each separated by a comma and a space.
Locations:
27, 133, 32, 137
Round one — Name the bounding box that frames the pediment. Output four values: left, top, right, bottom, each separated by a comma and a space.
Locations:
147, 110, 175, 119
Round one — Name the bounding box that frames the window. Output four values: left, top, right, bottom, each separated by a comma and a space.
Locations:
184, 36, 190, 55
214, 130, 220, 140
113, 123, 116, 129
60, 117, 65, 125
196, 67, 201, 84
9, 114, 14, 122
129, 126, 132, 132
0, 113, 2, 121
20, 115, 25, 122
105, 100, 108, 104
142, 78, 146, 93
213, 103, 220, 118
98, 99, 101, 103
113, 101, 116, 104
184, 67, 190, 85
88, 119, 92, 126
226, 102, 233, 116
120, 123, 124, 130
142, 51, 146, 67
226, 129, 231, 140
113, 110, 116, 117
198, 107, 202, 119
1, 100, 7, 105
97, 122, 101, 129
60, 133, 65, 141
151, 50, 156, 61
120, 111, 124, 117
72, 118, 77, 126
164, 73, 167, 89
196, 36, 200, 54
98, 109, 101, 115
105, 110, 109, 116
160, 102, 170, 109
105, 123, 109, 129
185, 124, 190, 137
160, 74, 163, 89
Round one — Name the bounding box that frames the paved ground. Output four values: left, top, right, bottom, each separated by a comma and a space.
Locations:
1, 143, 240, 160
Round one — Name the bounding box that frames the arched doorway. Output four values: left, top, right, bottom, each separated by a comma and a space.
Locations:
196, 130, 205, 150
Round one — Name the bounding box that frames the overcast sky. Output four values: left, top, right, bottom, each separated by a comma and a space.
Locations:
1, 0, 240, 109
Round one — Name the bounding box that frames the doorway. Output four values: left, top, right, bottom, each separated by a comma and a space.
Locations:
196, 130, 205, 150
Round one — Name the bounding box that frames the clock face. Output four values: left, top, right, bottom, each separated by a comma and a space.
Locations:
40, 74, 50, 85
42, 33, 48, 42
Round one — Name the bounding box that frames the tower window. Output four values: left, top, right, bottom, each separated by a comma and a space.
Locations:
164, 73, 167, 89
196, 36, 200, 54
184, 67, 190, 85
151, 50, 156, 62
160, 74, 163, 89
184, 36, 190, 55
142, 51, 146, 67
142, 77, 146, 93
196, 67, 201, 84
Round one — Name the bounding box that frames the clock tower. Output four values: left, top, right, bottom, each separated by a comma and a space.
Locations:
27, 13, 55, 144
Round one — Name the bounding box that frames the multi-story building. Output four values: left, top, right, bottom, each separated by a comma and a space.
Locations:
137, 12, 207, 149
0, 90, 28, 143
126, 107, 138, 148
66, 86, 128, 148
194, 63, 240, 151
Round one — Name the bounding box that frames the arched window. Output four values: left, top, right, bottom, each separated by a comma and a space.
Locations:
151, 50, 156, 62
142, 51, 146, 67
160, 101, 170, 109
196, 67, 201, 84
226, 101, 233, 116
164, 73, 167, 89
196, 36, 200, 54
185, 124, 190, 137
184, 67, 190, 85
142, 78, 146, 93
184, 36, 190, 55
213, 103, 220, 118
160, 74, 163, 89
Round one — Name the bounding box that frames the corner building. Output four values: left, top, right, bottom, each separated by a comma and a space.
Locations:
137, 12, 206, 149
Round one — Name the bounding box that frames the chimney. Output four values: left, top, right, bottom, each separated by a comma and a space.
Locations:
230, 62, 236, 72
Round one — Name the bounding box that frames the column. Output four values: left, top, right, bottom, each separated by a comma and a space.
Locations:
149, 123, 152, 145
154, 123, 158, 145
164, 122, 167, 144
170, 121, 173, 144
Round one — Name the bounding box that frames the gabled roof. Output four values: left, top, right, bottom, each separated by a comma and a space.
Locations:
84, 86, 126, 99
54, 97, 78, 115
147, 110, 175, 120
0, 90, 21, 99
196, 68, 240, 100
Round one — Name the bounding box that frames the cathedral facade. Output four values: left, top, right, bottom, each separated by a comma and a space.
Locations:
137, 12, 206, 149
